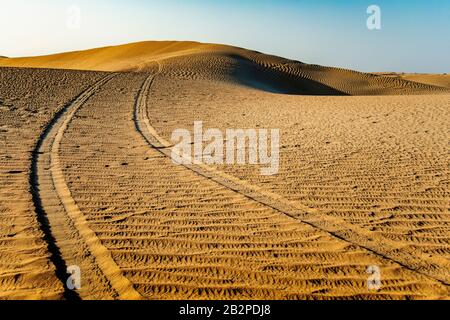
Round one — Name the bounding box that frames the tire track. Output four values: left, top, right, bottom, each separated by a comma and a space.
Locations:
134, 65, 450, 290
31, 73, 143, 300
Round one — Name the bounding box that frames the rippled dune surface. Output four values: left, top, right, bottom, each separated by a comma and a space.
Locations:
0, 41, 448, 299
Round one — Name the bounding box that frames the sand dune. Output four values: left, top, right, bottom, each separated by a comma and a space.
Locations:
0, 41, 449, 300
375, 72, 450, 89
1, 41, 448, 95
398, 74, 450, 89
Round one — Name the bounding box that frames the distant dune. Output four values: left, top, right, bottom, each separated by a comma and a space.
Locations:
398, 74, 450, 89
375, 72, 450, 89
0, 41, 448, 95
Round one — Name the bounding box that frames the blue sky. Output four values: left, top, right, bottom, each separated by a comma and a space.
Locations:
1, 0, 449, 72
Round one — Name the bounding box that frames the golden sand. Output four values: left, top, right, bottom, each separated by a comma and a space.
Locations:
0, 42, 448, 299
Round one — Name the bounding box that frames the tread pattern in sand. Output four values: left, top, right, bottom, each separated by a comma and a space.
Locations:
52, 71, 445, 299
147, 76, 450, 291
0, 68, 103, 299
136, 71, 450, 288
1, 62, 448, 299
31, 72, 142, 300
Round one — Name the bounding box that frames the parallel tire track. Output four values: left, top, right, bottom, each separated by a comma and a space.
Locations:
134, 66, 449, 290
31, 73, 143, 300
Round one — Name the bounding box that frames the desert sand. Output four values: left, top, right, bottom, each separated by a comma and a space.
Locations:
0, 41, 448, 300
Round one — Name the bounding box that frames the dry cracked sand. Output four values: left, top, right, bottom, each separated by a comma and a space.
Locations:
0, 41, 449, 300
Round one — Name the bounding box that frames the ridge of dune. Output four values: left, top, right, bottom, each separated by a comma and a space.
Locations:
0, 41, 448, 95
0, 41, 217, 71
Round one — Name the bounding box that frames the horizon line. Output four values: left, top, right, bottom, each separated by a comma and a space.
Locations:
1, 39, 448, 75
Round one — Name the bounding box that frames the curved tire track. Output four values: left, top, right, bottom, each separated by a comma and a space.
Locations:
31, 73, 143, 300
134, 64, 449, 291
